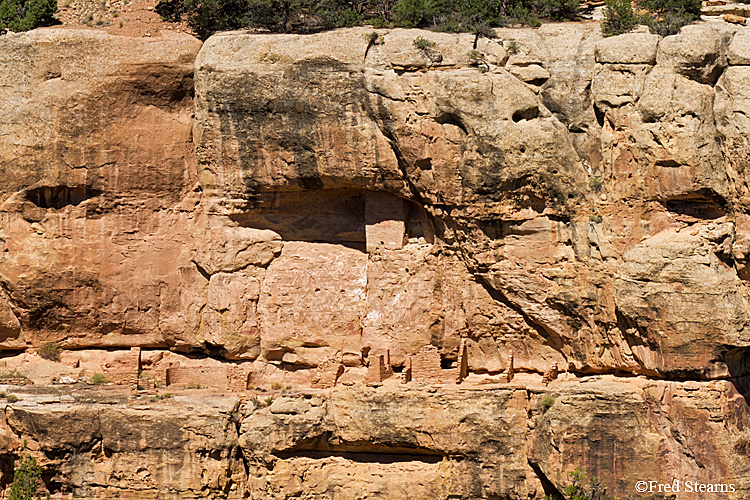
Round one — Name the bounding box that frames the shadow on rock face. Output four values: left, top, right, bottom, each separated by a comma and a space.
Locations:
726, 347, 750, 405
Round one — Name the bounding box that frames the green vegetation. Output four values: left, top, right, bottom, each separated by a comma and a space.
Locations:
151, 0, 702, 45
0, 0, 57, 34
412, 35, 435, 50
545, 468, 612, 500
155, 0, 582, 40
589, 214, 602, 223
185, 382, 204, 389
90, 373, 108, 385
601, 0, 637, 36
1, 371, 27, 379
539, 394, 555, 410
589, 176, 603, 190
5, 394, 20, 403
37, 342, 60, 362
9, 446, 49, 500
640, 0, 701, 36
150, 393, 173, 402
364, 30, 384, 44
602, 0, 700, 37
468, 49, 489, 72
251, 395, 275, 407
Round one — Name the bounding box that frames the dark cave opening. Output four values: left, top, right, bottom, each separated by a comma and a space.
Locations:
24, 185, 101, 210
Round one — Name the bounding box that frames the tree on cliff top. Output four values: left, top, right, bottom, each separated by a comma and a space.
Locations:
0, 0, 57, 33
156, 0, 581, 39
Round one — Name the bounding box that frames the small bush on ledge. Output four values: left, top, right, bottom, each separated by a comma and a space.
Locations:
38, 342, 60, 362
545, 468, 612, 500
90, 373, 108, 385
539, 394, 555, 411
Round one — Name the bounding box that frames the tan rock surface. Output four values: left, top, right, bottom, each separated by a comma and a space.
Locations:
1, 22, 750, 499
1, 378, 747, 499
727, 26, 750, 63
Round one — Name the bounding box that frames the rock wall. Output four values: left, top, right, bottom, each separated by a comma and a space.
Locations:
0, 20, 750, 499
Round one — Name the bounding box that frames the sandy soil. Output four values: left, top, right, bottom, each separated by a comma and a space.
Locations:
51, 0, 194, 38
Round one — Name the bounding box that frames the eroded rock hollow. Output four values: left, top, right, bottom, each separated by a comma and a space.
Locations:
0, 22, 749, 499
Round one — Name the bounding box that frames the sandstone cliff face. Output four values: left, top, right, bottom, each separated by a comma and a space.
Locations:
0, 29, 202, 351
1, 20, 750, 500
192, 23, 750, 380
1, 376, 748, 499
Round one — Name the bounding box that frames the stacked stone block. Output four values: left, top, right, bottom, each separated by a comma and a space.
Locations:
542, 362, 558, 386
504, 354, 515, 383
410, 345, 442, 384
311, 358, 345, 388
364, 350, 394, 384
228, 366, 250, 392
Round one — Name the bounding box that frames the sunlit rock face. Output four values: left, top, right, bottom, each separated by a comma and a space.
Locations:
1, 22, 750, 500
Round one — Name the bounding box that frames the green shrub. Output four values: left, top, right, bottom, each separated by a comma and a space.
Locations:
9, 446, 48, 500
181, 0, 254, 40
412, 35, 436, 50
394, 0, 436, 28
364, 30, 384, 45
640, 0, 700, 37
601, 0, 637, 36
531, 0, 579, 20
589, 176, 603, 190
186, 382, 204, 389
539, 394, 555, 410
90, 373, 108, 385
316, 0, 365, 29
0, 0, 57, 34
37, 343, 60, 362
545, 468, 611, 500
155, 0, 184, 21
5, 394, 19, 403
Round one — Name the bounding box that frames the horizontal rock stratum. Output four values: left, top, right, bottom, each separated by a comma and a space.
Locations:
0, 21, 749, 499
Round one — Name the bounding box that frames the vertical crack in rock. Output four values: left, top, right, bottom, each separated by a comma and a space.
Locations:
528, 460, 565, 500
473, 272, 568, 365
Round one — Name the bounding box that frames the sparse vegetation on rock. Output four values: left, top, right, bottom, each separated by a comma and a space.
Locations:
412, 35, 435, 50
539, 394, 555, 411
150, 393, 173, 402
37, 342, 60, 362
546, 468, 612, 500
